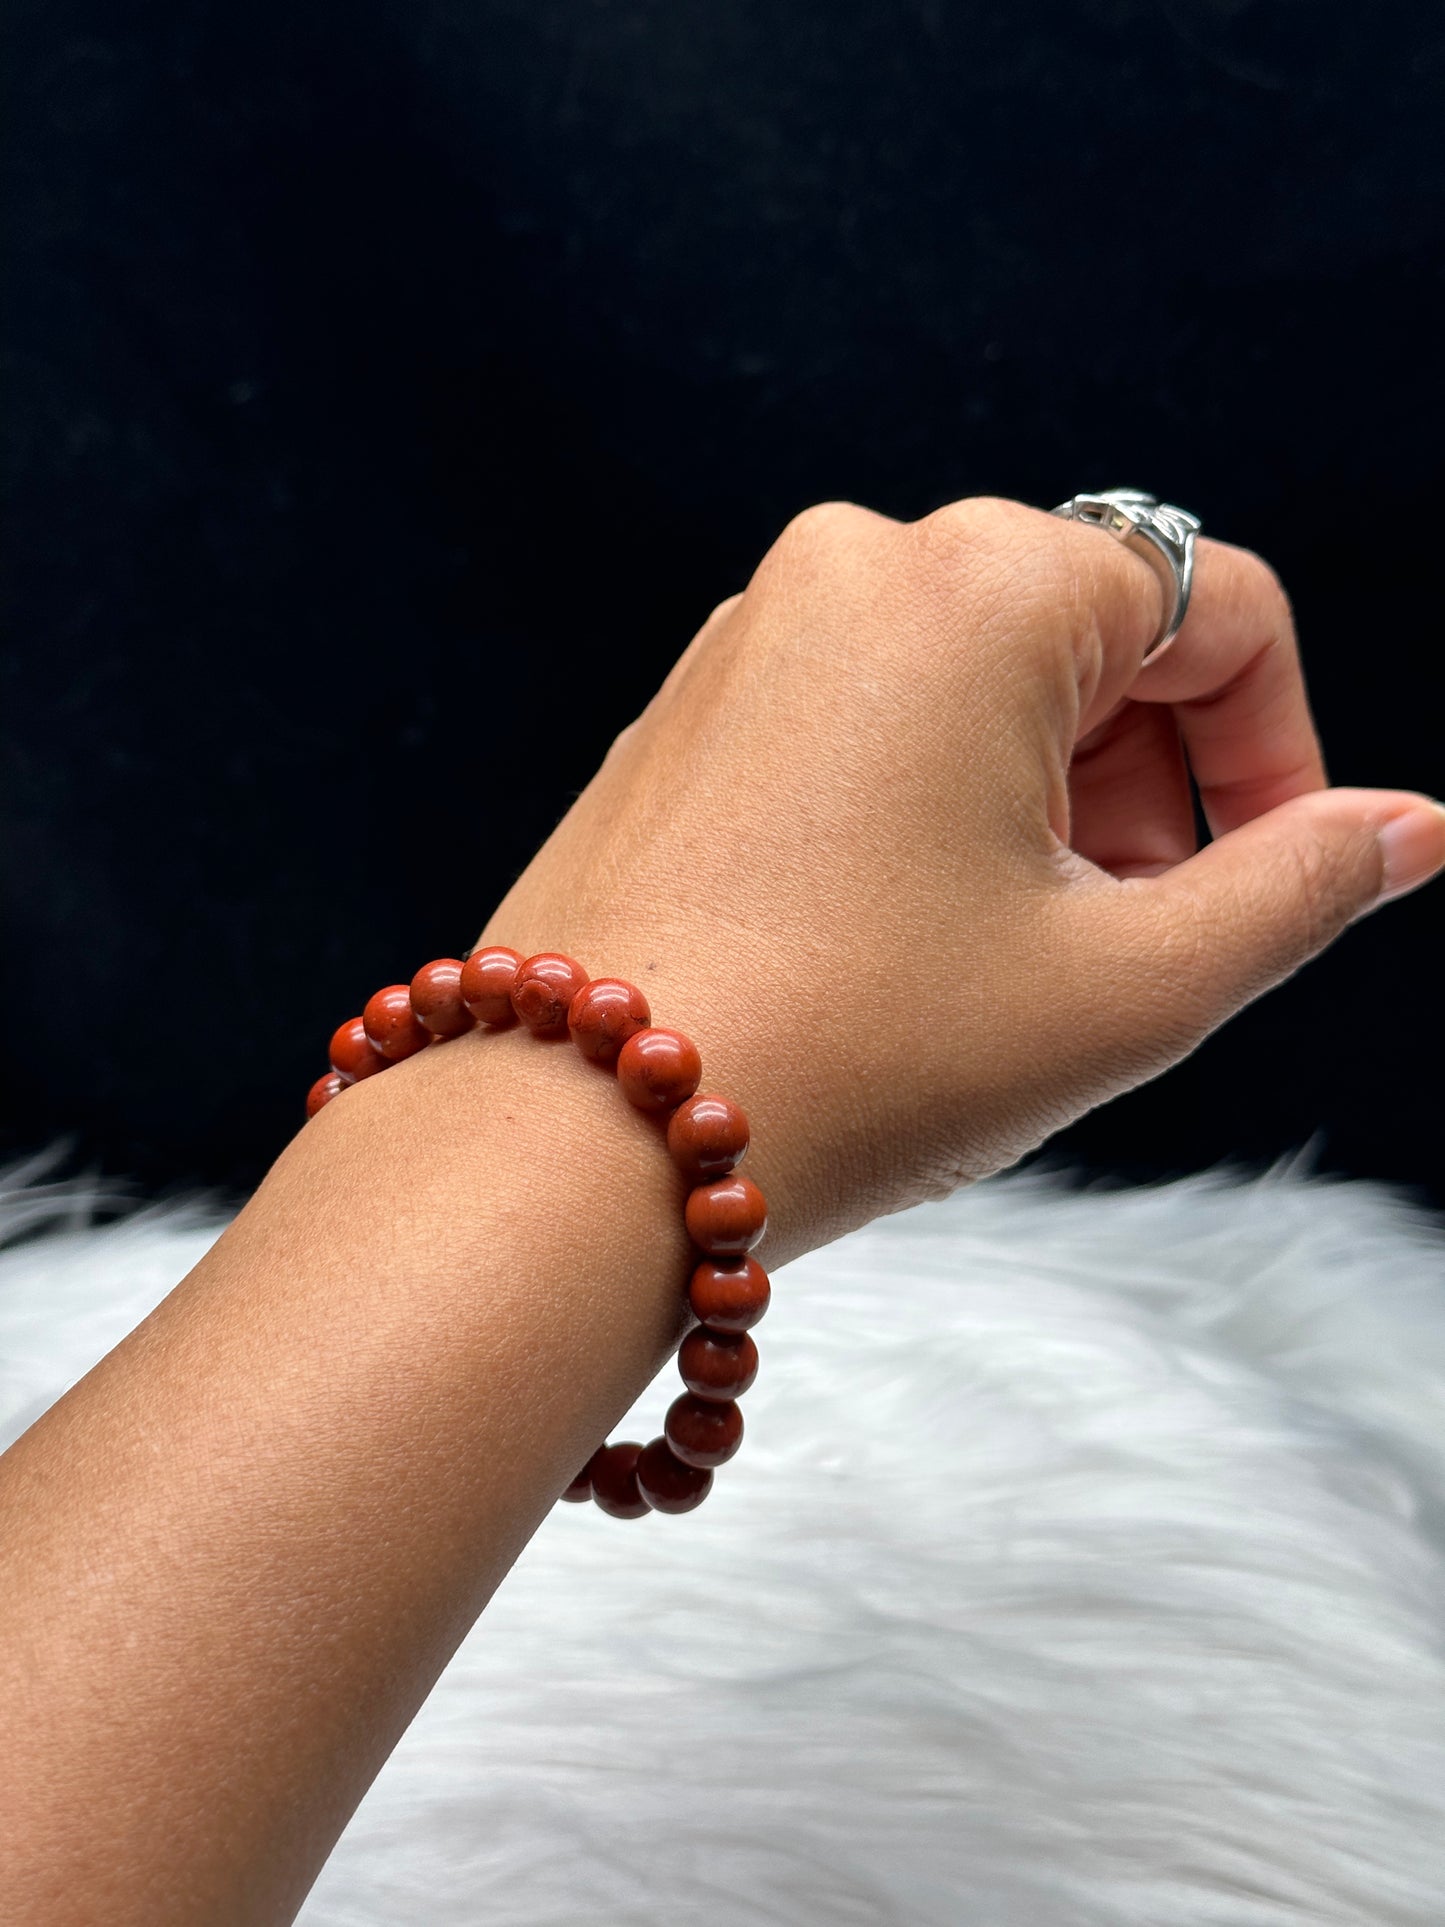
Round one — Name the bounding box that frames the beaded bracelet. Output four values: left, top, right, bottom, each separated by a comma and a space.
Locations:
304, 948, 769, 1520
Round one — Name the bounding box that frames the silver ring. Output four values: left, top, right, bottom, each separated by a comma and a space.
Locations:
1050, 487, 1202, 667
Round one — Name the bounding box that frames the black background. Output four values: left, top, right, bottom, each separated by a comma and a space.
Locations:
4, 0, 1442, 1207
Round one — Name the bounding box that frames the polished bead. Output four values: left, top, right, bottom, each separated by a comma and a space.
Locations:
679, 1326, 759, 1401
636, 1438, 714, 1514
409, 959, 473, 1038
587, 1440, 651, 1519
512, 952, 590, 1037
684, 1174, 768, 1255
329, 1017, 386, 1083
459, 945, 523, 1026
666, 1092, 750, 1182
616, 1027, 702, 1113
305, 1072, 347, 1119
665, 1392, 743, 1469
689, 1254, 771, 1332
363, 984, 431, 1061
560, 1464, 593, 1504
567, 978, 651, 1066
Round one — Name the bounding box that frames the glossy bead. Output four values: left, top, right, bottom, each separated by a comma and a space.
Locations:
616, 1027, 702, 1113
560, 1464, 593, 1504
305, 1072, 347, 1119
512, 953, 590, 1037
329, 1017, 386, 1083
587, 1440, 651, 1519
636, 1438, 714, 1514
679, 1326, 759, 1401
363, 984, 430, 1061
665, 1393, 744, 1469
409, 958, 473, 1038
689, 1254, 771, 1333
684, 1174, 768, 1255
459, 946, 523, 1026
568, 978, 651, 1066
666, 1092, 750, 1182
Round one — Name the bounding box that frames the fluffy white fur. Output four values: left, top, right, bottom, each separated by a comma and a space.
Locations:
4, 1152, 1445, 1925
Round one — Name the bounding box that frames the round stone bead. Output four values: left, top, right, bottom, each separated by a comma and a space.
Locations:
684, 1174, 768, 1255
409, 959, 473, 1038
616, 1027, 702, 1113
689, 1254, 771, 1333
665, 1393, 743, 1469
329, 1017, 386, 1083
512, 952, 590, 1037
636, 1438, 714, 1514
679, 1327, 759, 1401
306, 1072, 347, 1119
363, 984, 431, 1061
560, 1464, 593, 1504
666, 1092, 750, 1182
587, 1440, 651, 1519
459, 945, 523, 1027
567, 978, 651, 1066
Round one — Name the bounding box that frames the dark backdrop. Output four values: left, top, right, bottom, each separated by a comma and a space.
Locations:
5, 0, 1443, 1206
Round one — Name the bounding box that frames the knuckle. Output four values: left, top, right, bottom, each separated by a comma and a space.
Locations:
686, 592, 745, 654
905, 496, 1076, 675
602, 716, 640, 762
914, 492, 1021, 557
910, 493, 1069, 599
647, 591, 746, 708
707, 590, 744, 628
773, 498, 879, 556
752, 501, 897, 614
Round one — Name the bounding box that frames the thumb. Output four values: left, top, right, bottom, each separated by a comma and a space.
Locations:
1108, 787, 1445, 1039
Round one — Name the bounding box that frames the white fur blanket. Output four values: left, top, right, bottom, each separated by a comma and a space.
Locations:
4, 1155, 1444, 1925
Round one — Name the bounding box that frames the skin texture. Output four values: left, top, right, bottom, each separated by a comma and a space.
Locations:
477, 494, 1445, 1261
0, 495, 1441, 1923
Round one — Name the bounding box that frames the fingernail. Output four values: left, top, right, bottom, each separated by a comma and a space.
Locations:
1377, 800, 1445, 904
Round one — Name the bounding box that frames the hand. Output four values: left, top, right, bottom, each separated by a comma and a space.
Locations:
476, 495, 1445, 1264
4, 497, 1441, 1921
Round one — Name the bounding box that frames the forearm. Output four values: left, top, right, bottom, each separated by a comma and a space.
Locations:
8, 486, 1434, 1925
0, 1021, 705, 1923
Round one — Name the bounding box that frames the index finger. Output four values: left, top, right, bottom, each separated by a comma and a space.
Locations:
1128, 535, 1326, 836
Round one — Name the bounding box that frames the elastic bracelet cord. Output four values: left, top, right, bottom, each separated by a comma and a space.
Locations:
304, 949, 770, 1519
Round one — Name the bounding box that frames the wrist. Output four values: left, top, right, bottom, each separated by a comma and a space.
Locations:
294, 1016, 701, 1463
0, 980, 710, 1922
469, 902, 854, 1269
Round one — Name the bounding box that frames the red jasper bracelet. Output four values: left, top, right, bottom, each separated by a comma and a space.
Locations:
305, 948, 770, 1519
